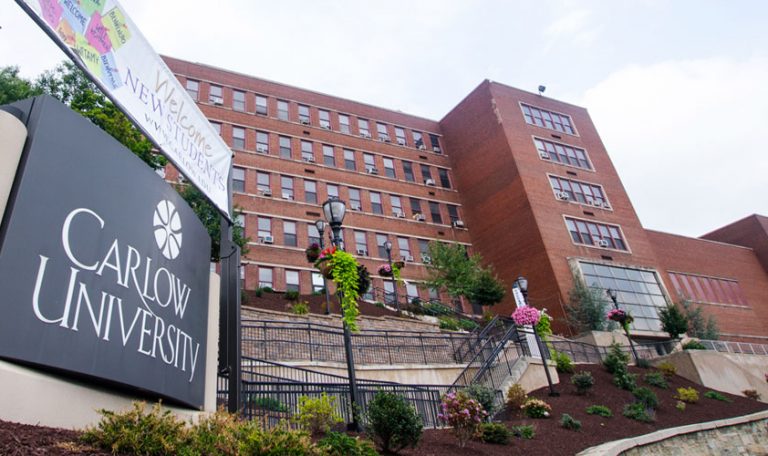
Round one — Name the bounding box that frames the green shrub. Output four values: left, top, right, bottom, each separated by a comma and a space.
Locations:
521, 398, 551, 419
674, 387, 699, 404
603, 342, 630, 375
704, 390, 732, 402
571, 371, 595, 395
632, 387, 659, 410
506, 384, 528, 412
510, 424, 535, 439
312, 289, 324, 296
424, 302, 453, 316
659, 304, 688, 339
374, 301, 385, 308
240, 425, 318, 455
657, 361, 677, 378
613, 371, 637, 391
643, 372, 669, 389
743, 389, 761, 401
438, 316, 461, 331
458, 318, 480, 332
585, 405, 612, 417
675, 400, 686, 411
464, 384, 496, 416
622, 402, 655, 423
182, 410, 245, 456
366, 391, 423, 454
635, 358, 651, 369
82, 402, 187, 455
682, 340, 707, 350
553, 351, 575, 374
560, 413, 582, 431
249, 396, 289, 412
478, 422, 511, 444
290, 301, 310, 315
285, 290, 300, 301
317, 432, 378, 456
294, 393, 343, 435
261, 287, 274, 293
254, 288, 263, 297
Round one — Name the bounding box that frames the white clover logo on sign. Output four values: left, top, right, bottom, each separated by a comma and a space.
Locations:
153, 200, 182, 260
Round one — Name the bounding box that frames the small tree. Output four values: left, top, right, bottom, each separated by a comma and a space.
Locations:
682, 301, 719, 340
659, 304, 688, 339
423, 242, 505, 307
366, 391, 423, 454
566, 275, 615, 333
467, 267, 506, 307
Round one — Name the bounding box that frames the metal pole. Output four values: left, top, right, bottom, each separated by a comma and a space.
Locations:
385, 243, 400, 313
608, 291, 640, 363
219, 217, 242, 413
520, 285, 558, 397
317, 233, 332, 315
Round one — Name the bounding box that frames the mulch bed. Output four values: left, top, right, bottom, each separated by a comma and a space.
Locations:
2, 364, 765, 455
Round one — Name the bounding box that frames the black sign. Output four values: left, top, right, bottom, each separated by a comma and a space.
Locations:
0, 96, 211, 408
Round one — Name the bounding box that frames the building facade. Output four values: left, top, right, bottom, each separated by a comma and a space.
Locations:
164, 57, 768, 343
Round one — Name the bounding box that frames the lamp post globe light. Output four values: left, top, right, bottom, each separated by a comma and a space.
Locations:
515, 276, 558, 397
314, 219, 332, 315
321, 197, 360, 431
384, 239, 400, 313
606, 288, 640, 363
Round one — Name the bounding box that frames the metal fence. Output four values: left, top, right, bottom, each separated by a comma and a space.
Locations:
547, 335, 676, 363
699, 339, 768, 355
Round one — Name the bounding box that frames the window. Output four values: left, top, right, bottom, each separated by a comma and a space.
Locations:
383, 158, 396, 178
358, 118, 370, 137
364, 153, 376, 173
429, 133, 441, 152
232, 167, 245, 192
521, 103, 575, 135
370, 192, 383, 214
349, 188, 362, 210
312, 272, 325, 292
343, 149, 356, 170
256, 95, 268, 115
301, 140, 314, 162
283, 221, 297, 247
384, 280, 395, 304
354, 231, 368, 255
418, 239, 430, 258
327, 184, 339, 199
279, 136, 292, 158
185, 79, 199, 100
580, 261, 667, 331
339, 114, 350, 134
232, 126, 245, 149
298, 105, 310, 124
308, 225, 321, 246
406, 283, 419, 301
322, 145, 336, 166
236, 213, 246, 232
669, 272, 749, 307
319, 110, 331, 129
209, 85, 223, 104
447, 205, 460, 224
390, 195, 403, 217
277, 100, 289, 120
413, 131, 424, 149
421, 164, 433, 184
257, 172, 270, 193
549, 175, 608, 207
281, 176, 294, 199
395, 127, 406, 145
438, 168, 451, 188
398, 237, 411, 259
565, 217, 628, 251
535, 138, 592, 170
257, 217, 271, 238
402, 161, 415, 182
258, 267, 273, 288
377, 123, 390, 141
428, 287, 439, 300
256, 131, 269, 153
285, 270, 299, 292
210, 121, 221, 135
429, 201, 442, 224
233, 90, 246, 111
410, 198, 422, 215
376, 234, 388, 258
304, 180, 317, 204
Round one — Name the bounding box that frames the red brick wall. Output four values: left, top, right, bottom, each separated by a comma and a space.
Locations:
702, 215, 768, 275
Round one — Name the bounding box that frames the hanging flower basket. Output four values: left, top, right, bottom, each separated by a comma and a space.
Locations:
511, 305, 541, 326
314, 246, 337, 279
393, 260, 405, 270
318, 260, 334, 279
312, 247, 363, 331
607, 308, 633, 325
378, 264, 394, 277
305, 243, 321, 263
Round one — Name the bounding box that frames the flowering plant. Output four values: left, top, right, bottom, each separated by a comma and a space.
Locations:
521, 398, 552, 418
607, 308, 633, 325
378, 263, 393, 276
305, 243, 321, 263
313, 247, 362, 331
512, 306, 541, 326
437, 391, 487, 447
314, 246, 337, 266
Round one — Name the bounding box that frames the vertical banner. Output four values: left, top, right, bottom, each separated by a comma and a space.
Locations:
14, 0, 232, 219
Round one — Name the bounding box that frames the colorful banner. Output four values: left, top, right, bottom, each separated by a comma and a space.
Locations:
15, 0, 232, 219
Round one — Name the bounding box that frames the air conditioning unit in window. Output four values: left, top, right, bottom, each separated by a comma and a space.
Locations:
602, 201, 611, 209
417, 144, 426, 150
404, 255, 414, 262
356, 248, 368, 256
413, 213, 426, 222
177, 174, 187, 183
452, 220, 465, 228
256, 144, 269, 154
421, 254, 432, 264
260, 189, 272, 197
360, 132, 371, 139
397, 138, 406, 146
350, 203, 362, 211
556, 191, 570, 200
433, 146, 442, 153
300, 119, 310, 125
303, 156, 315, 163
282, 193, 294, 200
260, 235, 274, 244
321, 124, 331, 130
425, 178, 436, 186
539, 151, 550, 160
393, 210, 405, 218
592, 200, 603, 207
366, 167, 379, 175
210, 96, 223, 105
597, 239, 610, 248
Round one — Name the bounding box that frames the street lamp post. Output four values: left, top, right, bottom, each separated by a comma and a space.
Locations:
384, 239, 400, 313
314, 219, 332, 315
516, 276, 559, 397
322, 197, 361, 432
606, 289, 640, 363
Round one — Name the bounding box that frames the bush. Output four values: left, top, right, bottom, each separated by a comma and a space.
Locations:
553, 351, 575, 374
566, 275, 614, 332
635, 358, 651, 369
643, 372, 669, 389
254, 287, 263, 297
82, 402, 187, 455
318, 432, 378, 456
289, 301, 310, 315
682, 300, 719, 340
182, 410, 244, 456
261, 287, 274, 293
657, 361, 677, 378
510, 424, 535, 439
743, 389, 761, 401
521, 398, 551, 419
249, 396, 289, 412
438, 391, 487, 448
285, 290, 300, 301
374, 301, 385, 308
506, 384, 528, 412
674, 387, 700, 404
424, 302, 453, 316
438, 317, 460, 331
676, 400, 686, 411
366, 391, 423, 454
458, 318, 480, 332
294, 393, 343, 435
613, 371, 637, 391
704, 390, 732, 402
560, 413, 582, 431
478, 422, 511, 444
464, 384, 496, 416
682, 340, 707, 350
585, 405, 612, 417
571, 371, 595, 395
632, 387, 659, 410
603, 342, 630, 375
659, 304, 688, 339
622, 402, 655, 423
240, 425, 318, 455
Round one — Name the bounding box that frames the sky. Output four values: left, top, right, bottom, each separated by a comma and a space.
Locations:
1, 0, 767, 237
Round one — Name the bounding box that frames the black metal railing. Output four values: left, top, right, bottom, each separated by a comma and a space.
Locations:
547, 335, 676, 363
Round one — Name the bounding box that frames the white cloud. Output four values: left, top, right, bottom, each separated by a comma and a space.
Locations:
582, 56, 768, 236
544, 9, 601, 50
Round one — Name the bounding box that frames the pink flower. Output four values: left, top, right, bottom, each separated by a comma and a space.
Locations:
512, 305, 541, 326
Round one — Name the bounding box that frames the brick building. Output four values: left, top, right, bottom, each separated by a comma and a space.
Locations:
163, 57, 768, 343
